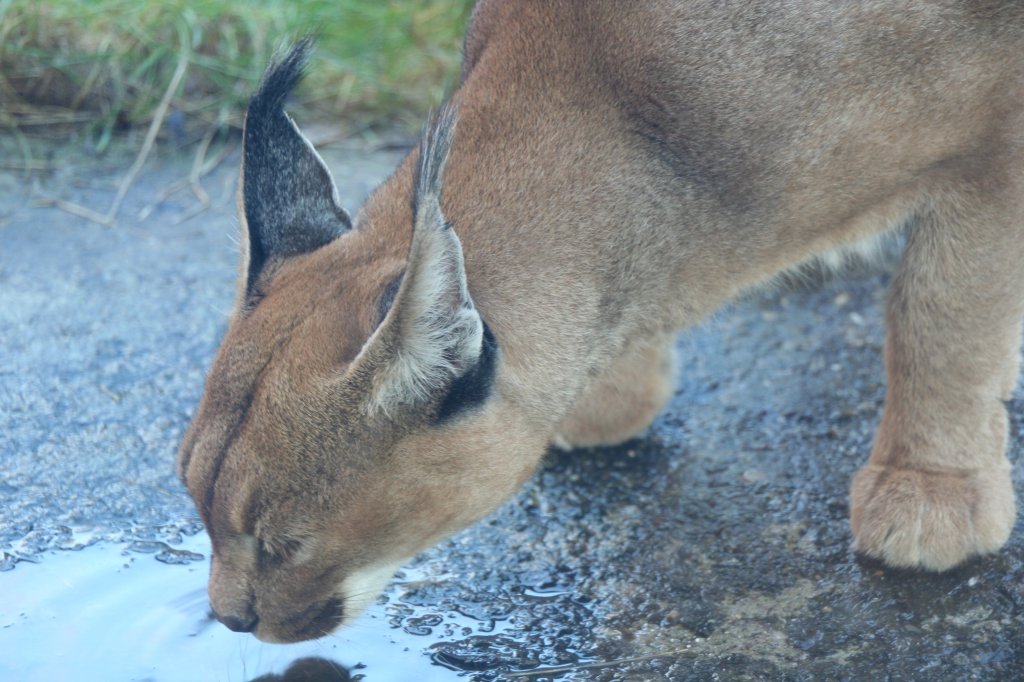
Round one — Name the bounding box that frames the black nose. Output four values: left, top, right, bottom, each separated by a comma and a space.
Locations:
214, 609, 259, 633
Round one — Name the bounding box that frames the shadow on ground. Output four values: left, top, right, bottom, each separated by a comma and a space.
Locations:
1, 137, 1021, 681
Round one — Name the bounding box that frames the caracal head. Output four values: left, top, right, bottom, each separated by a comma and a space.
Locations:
176, 41, 541, 643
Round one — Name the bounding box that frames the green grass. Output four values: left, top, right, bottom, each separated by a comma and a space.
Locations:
0, 0, 474, 150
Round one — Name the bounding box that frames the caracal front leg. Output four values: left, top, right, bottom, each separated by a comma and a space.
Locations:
851, 185, 1024, 571
553, 334, 677, 450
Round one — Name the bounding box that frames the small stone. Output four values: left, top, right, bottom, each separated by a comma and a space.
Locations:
741, 469, 766, 483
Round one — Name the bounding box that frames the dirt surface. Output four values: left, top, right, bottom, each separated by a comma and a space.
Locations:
1, 134, 1022, 681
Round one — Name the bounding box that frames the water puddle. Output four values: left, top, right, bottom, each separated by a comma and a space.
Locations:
0, 533, 479, 681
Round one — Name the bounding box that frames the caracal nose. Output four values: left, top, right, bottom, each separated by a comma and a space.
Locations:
214, 607, 259, 633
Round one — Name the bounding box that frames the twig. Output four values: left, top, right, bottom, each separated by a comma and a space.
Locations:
3, 110, 95, 126
48, 199, 112, 225
45, 28, 191, 227
203, 134, 238, 173
0, 159, 62, 171
504, 650, 697, 679
176, 132, 237, 224
136, 177, 189, 220
188, 130, 214, 207
308, 128, 350, 149
137, 124, 236, 222
98, 385, 124, 403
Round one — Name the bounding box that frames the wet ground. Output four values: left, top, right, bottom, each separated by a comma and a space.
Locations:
1, 133, 1022, 681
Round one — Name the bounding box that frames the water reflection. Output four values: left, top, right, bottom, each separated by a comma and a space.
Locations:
249, 657, 351, 681
0, 533, 460, 681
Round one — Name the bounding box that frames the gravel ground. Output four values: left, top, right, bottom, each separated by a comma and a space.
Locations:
1, 135, 1022, 681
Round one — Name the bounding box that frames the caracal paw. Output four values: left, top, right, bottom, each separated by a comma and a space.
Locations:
849, 463, 1015, 571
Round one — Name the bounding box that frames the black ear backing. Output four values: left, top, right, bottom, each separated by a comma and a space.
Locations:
435, 322, 498, 423
241, 38, 352, 294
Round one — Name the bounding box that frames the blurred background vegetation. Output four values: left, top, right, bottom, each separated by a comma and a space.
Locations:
0, 0, 475, 163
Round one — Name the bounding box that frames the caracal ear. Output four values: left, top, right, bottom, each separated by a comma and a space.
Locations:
360, 105, 489, 416
239, 38, 352, 299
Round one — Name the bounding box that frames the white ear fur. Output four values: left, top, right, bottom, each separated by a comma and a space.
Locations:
368, 106, 484, 415
371, 227, 483, 414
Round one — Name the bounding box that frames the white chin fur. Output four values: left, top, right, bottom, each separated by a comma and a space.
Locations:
338, 560, 405, 625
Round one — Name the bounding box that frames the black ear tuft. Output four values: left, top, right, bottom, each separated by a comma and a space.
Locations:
242, 38, 351, 295
412, 104, 459, 225
247, 37, 313, 130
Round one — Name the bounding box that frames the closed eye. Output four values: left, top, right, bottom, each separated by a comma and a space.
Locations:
258, 536, 303, 564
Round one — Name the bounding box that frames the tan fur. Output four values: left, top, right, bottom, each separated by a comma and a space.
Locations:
179, 1, 1024, 642
553, 333, 678, 450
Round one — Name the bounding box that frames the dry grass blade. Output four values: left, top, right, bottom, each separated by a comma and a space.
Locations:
46, 25, 191, 227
